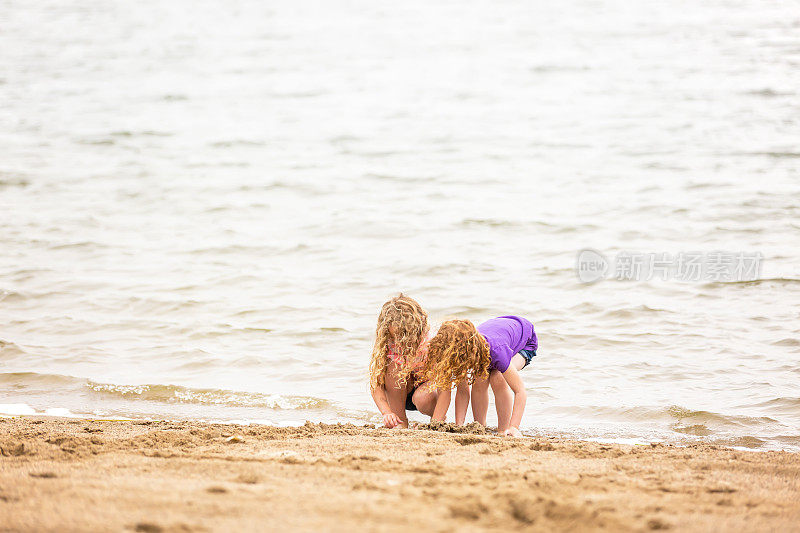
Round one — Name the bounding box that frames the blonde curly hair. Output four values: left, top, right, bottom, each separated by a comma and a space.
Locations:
425, 319, 491, 390
369, 294, 429, 390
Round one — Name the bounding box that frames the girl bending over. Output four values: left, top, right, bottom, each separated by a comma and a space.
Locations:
426, 316, 537, 437
369, 294, 451, 428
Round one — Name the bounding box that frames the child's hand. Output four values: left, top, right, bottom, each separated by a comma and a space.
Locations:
503, 427, 523, 438
382, 412, 402, 428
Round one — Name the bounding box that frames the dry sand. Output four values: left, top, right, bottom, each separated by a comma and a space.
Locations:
0, 417, 798, 532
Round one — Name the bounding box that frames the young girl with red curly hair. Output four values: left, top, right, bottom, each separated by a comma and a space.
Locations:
426, 316, 537, 437
369, 294, 451, 428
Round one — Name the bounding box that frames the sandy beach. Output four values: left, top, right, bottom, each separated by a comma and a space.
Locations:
1, 417, 798, 532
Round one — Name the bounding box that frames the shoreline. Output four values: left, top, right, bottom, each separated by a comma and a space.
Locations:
4, 408, 794, 455
1, 416, 799, 532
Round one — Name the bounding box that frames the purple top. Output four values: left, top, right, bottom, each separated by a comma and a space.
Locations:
477, 316, 537, 372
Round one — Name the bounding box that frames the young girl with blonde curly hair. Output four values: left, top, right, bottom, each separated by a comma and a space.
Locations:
369, 294, 451, 428
425, 316, 537, 437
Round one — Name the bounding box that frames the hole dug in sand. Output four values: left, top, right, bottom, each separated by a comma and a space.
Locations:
450, 497, 489, 521
508, 494, 619, 529
647, 518, 670, 530
235, 472, 260, 484
134, 523, 162, 532
449, 490, 619, 529
0, 441, 27, 456
707, 486, 737, 494
29, 471, 57, 479
454, 435, 487, 446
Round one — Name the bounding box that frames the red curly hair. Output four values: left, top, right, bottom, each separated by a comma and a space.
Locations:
425, 319, 491, 390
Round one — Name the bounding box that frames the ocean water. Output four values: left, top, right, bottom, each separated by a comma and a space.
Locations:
1, 0, 799, 451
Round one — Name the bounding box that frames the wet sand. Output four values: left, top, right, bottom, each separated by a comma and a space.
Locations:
1, 417, 798, 532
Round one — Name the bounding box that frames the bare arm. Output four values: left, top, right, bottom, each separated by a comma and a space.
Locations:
371, 386, 402, 428
371, 386, 391, 415
455, 379, 470, 425
502, 365, 527, 436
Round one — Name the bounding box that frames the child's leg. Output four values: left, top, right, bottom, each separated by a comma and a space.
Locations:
471, 376, 490, 425
494, 354, 529, 432
510, 353, 527, 371
455, 379, 470, 425
384, 360, 411, 428
490, 370, 513, 432
411, 383, 451, 422
410, 382, 437, 415
489, 354, 525, 434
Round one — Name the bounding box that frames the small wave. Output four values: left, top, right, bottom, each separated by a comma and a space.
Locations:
237, 181, 325, 195
666, 405, 778, 426
86, 381, 330, 411
713, 225, 764, 234
538, 221, 597, 233
0, 289, 27, 302
0, 340, 26, 358
1, 372, 332, 412
110, 130, 172, 137
714, 436, 766, 449
685, 181, 729, 190
119, 295, 208, 314
282, 326, 349, 339
459, 218, 523, 229
238, 327, 274, 334
338, 148, 407, 158
232, 307, 298, 318
209, 139, 266, 148
553, 404, 782, 431
49, 241, 109, 250
672, 424, 712, 436
567, 302, 604, 314
75, 138, 115, 146
772, 338, 800, 347
744, 88, 793, 98
180, 243, 279, 255
702, 277, 800, 287
746, 397, 800, 412
0, 175, 30, 188
643, 162, 689, 171
601, 305, 668, 319
227, 355, 271, 367
773, 435, 800, 447
751, 151, 800, 159
0, 371, 91, 389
